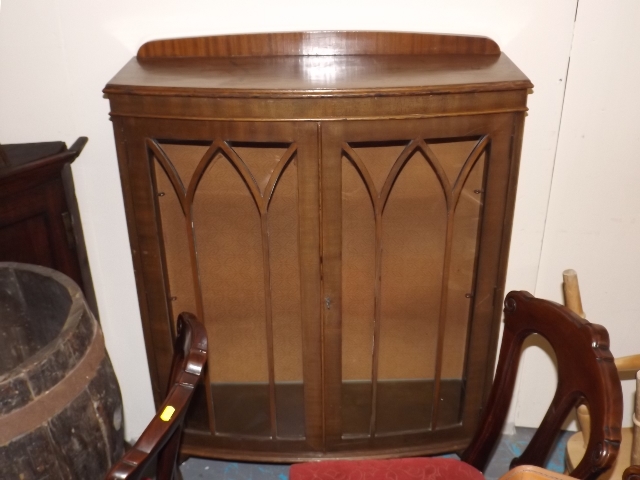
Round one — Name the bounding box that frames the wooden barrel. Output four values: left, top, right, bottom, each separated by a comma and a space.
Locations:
0, 262, 124, 478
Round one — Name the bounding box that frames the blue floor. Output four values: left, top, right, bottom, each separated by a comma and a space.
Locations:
181, 428, 573, 480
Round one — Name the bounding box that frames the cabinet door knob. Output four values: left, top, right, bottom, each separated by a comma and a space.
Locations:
325, 297, 331, 310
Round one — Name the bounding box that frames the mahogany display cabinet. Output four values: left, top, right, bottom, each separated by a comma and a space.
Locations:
104, 31, 532, 462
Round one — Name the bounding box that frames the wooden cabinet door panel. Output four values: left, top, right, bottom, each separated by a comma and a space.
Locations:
118, 118, 323, 456
321, 114, 522, 454
0, 180, 82, 285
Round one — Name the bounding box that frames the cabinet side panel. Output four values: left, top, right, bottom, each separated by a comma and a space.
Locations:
113, 119, 167, 402
460, 115, 521, 434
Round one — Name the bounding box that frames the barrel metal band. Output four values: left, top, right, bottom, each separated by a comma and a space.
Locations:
0, 327, 106, 446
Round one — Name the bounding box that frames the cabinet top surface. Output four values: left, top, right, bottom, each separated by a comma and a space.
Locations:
104, 31, 532, 98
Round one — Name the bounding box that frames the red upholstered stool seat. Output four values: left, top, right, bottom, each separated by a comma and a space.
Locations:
290, 458, 484, 480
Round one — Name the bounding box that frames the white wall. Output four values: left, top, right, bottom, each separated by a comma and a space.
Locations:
1, 0, 635, 440
515, 0, 640, 429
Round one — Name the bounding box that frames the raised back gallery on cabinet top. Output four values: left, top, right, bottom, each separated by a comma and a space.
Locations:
104, 31, 533, 100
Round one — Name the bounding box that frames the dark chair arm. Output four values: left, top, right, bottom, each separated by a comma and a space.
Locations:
105, 312, 207, 480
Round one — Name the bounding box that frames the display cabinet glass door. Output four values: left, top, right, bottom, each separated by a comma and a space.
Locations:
321, 115, 517, 450
124, 119, 322, 453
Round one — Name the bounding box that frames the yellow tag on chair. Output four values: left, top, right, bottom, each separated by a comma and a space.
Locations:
160, 406, 175, 422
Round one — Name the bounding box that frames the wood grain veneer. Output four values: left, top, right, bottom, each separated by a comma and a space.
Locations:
137, 31, 501, 58
105, 31, 531, 462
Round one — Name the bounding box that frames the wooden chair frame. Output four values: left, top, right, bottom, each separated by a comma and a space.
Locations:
106, 291, 621, 480
461, 291, 622, 479
625, 465, 640, 479
105, 313, 207, 480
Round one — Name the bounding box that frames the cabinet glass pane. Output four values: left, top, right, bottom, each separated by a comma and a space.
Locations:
193, 152, 270, 437
339, 137, 488, 437
152, 142, 211, 433
377, 149, 446, 434
153, 142, 202, 330
258, 148, 306, 439
341, 153, 376, 437
152, 139, 308, 440
189, 142, 306, 438
431, 143, 486, 429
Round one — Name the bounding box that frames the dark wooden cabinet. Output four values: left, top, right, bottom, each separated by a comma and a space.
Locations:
104, 31, 531, 461
0, 139, 99, 318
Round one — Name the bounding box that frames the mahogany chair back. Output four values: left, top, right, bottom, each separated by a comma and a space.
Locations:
290, 291, 623, 480
104, 313, 207, 480
625, 465, 640, 479
462, 291, 623, 479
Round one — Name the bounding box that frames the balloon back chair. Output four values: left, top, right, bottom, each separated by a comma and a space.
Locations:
290, 291, 623, 480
